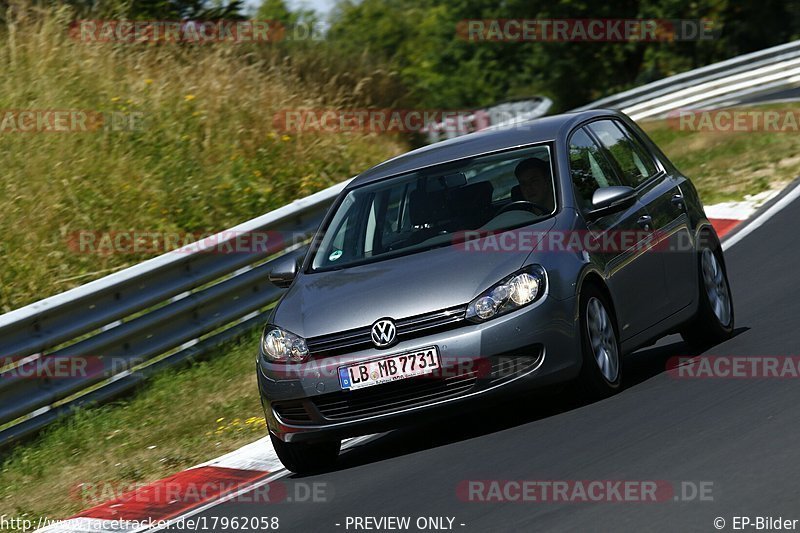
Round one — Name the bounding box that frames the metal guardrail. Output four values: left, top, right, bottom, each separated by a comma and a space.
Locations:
575, 40, 800, 120
2, 41, 799, 449
0, 180, 351, 448
424, 97, 553, 143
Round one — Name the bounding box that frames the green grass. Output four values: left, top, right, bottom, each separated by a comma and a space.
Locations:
642, 103, 800, 204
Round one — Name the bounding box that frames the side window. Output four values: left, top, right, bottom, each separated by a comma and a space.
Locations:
622, 124, 660, 180
587, 120, 657, 186
568, 128, 622, 212
378, 183, 411, 250
314, 193, 360, 268
329, 213, 352, 258
469, 160, 518, 202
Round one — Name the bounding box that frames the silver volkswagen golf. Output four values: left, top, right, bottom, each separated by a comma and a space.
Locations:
257, 109, 734, 473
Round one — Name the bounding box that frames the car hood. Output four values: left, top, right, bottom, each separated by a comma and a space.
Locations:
272, 218, 556, 338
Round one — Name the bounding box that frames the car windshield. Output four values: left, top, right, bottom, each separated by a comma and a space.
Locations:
310, 144, 555, 271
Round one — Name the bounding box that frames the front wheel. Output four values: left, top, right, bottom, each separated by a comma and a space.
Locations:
680, 245, 734, 349
577, 285, 623, 398
270, 433, 340, 475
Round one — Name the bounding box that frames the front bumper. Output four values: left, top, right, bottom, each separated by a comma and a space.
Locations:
258, 294, 580, 443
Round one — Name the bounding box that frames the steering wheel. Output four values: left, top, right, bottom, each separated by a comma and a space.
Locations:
495, 200, 548, 217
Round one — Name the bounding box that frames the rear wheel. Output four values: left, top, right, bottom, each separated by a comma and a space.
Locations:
680, 245, 734, 348
270, 433, 340, 475
578, 285, 622, 398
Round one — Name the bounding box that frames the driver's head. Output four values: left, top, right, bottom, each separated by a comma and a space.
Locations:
514, 158, 553, 210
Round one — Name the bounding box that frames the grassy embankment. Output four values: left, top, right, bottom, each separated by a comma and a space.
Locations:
643, 104, 800, 203
0, 7, 403, 313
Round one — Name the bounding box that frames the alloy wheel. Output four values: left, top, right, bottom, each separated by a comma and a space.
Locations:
701, 248, 732, 327
586, 297, 619, 383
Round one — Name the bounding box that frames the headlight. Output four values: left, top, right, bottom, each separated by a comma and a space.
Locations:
466, 265, 546, 322
261, 326, 309, 363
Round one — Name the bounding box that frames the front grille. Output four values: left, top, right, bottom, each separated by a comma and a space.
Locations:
306, 305, 467, 356
272, 400, 312, 423
312, 368, 479, 421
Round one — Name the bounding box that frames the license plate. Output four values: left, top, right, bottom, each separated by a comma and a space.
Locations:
338, 347, 440, 391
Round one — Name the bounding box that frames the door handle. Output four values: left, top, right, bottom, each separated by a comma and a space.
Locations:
636, 215, 652, 231
671, 193, 684, 209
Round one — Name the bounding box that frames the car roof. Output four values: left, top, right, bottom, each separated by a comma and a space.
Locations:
348, 108, 621, 187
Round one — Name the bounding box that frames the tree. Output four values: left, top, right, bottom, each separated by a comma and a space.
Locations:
327, 0, 800, 110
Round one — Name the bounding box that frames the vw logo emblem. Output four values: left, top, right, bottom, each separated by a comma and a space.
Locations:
371, 318, 397, 348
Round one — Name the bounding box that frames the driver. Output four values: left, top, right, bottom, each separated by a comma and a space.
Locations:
513, 158, 554, 213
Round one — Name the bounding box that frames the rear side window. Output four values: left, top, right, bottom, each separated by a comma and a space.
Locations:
568, 128, 622, 212
587, 120, 657, 187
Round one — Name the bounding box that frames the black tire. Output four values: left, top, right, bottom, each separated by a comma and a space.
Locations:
577, 284, 623, 398
270, 433, 341, 475
680, 243, 734, 349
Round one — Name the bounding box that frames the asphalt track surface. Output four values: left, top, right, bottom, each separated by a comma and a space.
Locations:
175, 192, 800, 533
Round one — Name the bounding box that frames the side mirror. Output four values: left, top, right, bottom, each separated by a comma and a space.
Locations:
586, 186, 637, 221
268, 254, 301, 288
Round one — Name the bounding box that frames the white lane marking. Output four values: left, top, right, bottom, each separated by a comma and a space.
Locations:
723, 182, 800, 250
192, 433, 379, 473
192, 436, 283, 472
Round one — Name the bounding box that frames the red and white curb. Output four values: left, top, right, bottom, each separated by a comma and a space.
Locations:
34, 187, 792, 533
35, 435, 376, 533
706, 189, 781, 239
